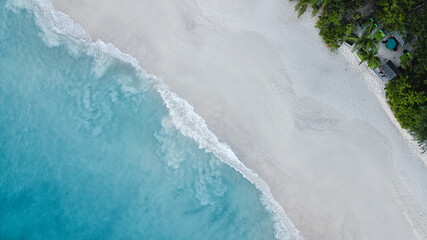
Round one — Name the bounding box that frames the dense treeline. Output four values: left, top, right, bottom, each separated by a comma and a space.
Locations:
291, 0, 427, 149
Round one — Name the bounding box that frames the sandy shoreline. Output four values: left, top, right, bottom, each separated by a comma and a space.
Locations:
50, 0, 427, 239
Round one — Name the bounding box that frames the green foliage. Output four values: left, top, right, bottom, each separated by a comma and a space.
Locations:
311, 0, 335, 16
414, 106, 427, 143
386, 61, 427, 144
345, 21, 381, 54
358, 48, 380, 67
316, 7, 359, 50
350, 28, 378, 52
375, 0, 425, 32
293, 0, 337, 18
294, 0, 310, 17
292, 0, 363, 51
385, 74, 427, 130
291, 0, 427, 146
405, 4, 427, 67
375, 0, 409, 31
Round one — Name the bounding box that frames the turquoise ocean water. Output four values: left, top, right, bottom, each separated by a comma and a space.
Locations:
0, 1, 300, 239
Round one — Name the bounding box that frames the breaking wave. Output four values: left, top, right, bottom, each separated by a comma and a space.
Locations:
6, 0, 303, 239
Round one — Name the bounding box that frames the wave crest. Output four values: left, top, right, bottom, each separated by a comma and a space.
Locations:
7, 0, 303, 239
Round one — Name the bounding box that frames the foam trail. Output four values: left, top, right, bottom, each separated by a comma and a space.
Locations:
8, 0, 303, 239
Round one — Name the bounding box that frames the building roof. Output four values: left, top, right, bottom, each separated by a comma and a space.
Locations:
379, 60, 398, 80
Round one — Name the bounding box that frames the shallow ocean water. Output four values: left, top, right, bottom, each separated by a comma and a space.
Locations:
0, 2, 282, 239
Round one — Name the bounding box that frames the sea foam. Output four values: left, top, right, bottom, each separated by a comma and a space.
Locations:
7, 0, 303, 239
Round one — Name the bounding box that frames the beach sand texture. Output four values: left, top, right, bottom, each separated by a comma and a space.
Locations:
51, 0, 427, 239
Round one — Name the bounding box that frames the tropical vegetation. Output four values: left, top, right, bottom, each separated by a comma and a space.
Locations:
358, 47, 381, 69
290, 0, 427, 149
345, 22, 377, 52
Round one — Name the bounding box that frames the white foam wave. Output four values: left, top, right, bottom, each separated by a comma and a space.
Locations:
155, 85, 302, 240
9, 0, 303, 239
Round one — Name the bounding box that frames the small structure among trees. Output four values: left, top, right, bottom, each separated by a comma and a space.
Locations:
290, 0, 427, 149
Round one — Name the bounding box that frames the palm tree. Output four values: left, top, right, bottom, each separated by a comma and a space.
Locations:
362, 20, 376, 36
311, 0, 335, 16
358, 47, 381, 69
347, 28, 378, 52
352, 34, 378, 52
311, 4, 321, 17
293, 0, 335, 18
294, 0, 311, 17
345, 20, 379, 52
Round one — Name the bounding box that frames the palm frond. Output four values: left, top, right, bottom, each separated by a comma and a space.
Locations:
344, 34, 359, 43
363, 21, 376, 36
358, 48, 380, 67
296, 3, 308, 17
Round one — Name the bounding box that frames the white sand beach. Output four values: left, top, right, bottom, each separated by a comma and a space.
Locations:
51, 0, 427, 239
